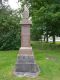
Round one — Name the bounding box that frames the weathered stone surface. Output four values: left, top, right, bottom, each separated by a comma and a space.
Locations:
21, 24, 30, 47
23, 5, 29, 19
19, 47, 33, 56
17, 56, 35, 63
20, 19, 32, 25
14, 71, 39, 77
15, 63, 39, 73
15, 55, 39, 77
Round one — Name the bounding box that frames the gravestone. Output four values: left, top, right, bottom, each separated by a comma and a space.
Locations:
14, 4, 39, 77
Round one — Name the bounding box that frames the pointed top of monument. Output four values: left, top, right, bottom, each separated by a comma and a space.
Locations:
24, 4, 29, 12
23, 4, 29, 19
20, 3, 32, 25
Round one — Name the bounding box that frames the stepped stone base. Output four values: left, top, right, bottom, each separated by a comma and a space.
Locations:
14, 47, 39, 77
14, 55, 39, 77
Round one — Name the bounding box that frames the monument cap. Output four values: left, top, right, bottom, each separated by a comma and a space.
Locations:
20, 4, 32, 25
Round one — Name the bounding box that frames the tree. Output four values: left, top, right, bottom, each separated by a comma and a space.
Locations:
0, 0, 2, 4
0, 6, 21, 50
20, 0, 60, 43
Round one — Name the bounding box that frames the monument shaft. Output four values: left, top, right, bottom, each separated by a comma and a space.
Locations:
21, 24, 30, 47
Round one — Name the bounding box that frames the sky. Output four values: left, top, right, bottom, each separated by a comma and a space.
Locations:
8, 0, 19, 9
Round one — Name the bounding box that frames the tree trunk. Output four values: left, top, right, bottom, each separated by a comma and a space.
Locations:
44, 35, 45, 42
0, 0, 2, 4
53, 35, 55, 43
46, 34, 48, 43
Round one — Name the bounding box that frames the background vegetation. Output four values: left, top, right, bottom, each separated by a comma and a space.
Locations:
0, 4, 21, 50
0, 0, 60, 50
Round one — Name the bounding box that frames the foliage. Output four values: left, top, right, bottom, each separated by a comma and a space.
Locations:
20, 0, 60, 43
0, 7, 21, 50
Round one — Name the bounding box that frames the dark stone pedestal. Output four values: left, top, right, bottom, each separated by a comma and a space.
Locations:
14, 56, 39, 77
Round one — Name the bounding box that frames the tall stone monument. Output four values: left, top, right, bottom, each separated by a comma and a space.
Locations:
14, 4, 39, 77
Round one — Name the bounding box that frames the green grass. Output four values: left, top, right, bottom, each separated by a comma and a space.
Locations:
0, 41, 60, 80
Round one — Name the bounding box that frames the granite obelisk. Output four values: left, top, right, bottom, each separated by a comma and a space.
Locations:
14, 4, 39, 77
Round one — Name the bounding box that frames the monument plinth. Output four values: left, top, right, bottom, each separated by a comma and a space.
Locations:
14, 5, 39, 77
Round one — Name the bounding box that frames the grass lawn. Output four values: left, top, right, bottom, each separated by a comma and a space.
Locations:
0, 41, 60, 80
